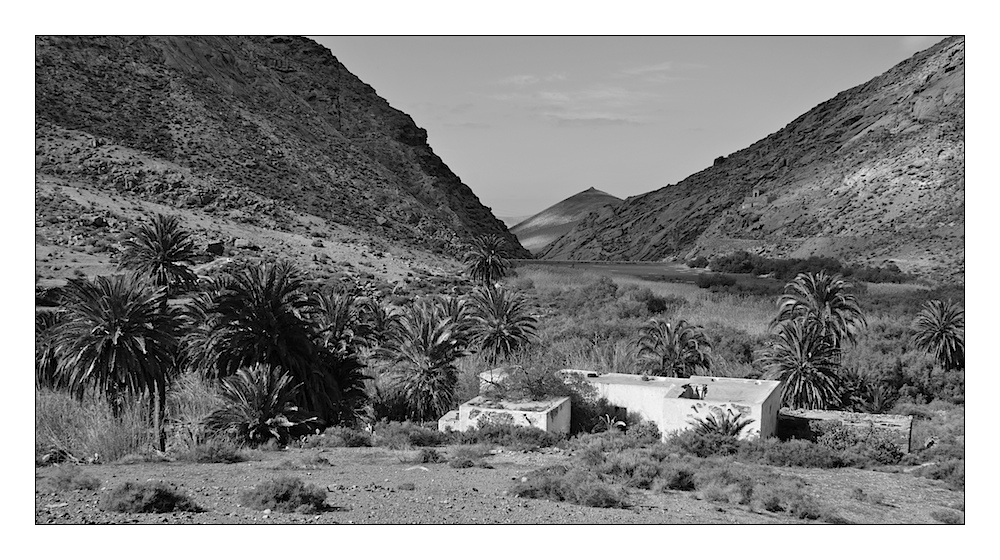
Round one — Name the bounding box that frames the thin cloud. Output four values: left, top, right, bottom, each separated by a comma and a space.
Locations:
617, 61, 705, 83
497, 73, 567, 87
621, 61, 677, 75
493, 85, 659, 126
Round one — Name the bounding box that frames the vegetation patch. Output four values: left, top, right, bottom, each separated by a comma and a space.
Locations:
178, 440, 249, 463
100, 481, 204, 513
239, 476, 328, 513
301, 426, 372, 448
46, 463, 101, 491
375, 421, 450, 449
511, 465, 627, 509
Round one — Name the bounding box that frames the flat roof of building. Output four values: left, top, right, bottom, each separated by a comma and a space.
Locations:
463, 395, 570, 413
577, 372, 781, 404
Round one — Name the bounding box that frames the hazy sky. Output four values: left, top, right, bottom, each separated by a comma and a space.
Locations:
316, 37, 942, 217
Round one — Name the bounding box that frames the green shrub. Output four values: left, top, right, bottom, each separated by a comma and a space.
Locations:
448, 457, 475, 468
655, 463, 696, 491
240, 476, 327, 513
301, 426, 372, 448
510, 465, 626, 508
375, 421, 450, 449
100, 481, 204, 513
460, 424, 563, 450
668, 430, 741, 457
816, 425, 903, 465
912, 459, 964, 489
449, 443, 492, 460
696, 273, 736, 289
627, 421, 663, 445
686, 256, 709, 269
596, 449, 662, 489
180, 440, 248, 463
738, 438, 847, 469
399, 448, 443, 464
46, 463, 101, 491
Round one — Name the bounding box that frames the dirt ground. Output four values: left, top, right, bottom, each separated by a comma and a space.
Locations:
34, 445, 963, 525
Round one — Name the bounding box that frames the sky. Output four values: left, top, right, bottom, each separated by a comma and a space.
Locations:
312, 36, 947, 218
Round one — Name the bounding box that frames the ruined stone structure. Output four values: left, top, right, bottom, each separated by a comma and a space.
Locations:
777, 408, 914, 453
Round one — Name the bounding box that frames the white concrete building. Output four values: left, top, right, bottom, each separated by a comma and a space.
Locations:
567, 370, 782, 440
438, 395, 571, 434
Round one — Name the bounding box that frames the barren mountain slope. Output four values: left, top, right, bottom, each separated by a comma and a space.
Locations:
542, 37, 964, 282
34, 35, 528, 264
510, 187, 622, 254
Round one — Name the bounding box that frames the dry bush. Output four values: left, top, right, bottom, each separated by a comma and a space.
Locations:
240, 476, 327, 513
46, 463, 101, 491
36, 388, 153, 464
101, 481, 203, 513
178, 440, 249, 463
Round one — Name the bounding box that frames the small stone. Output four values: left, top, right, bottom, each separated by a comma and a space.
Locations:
263, 509, 271, 514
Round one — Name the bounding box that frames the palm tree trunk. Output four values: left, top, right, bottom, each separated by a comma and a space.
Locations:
154, 380, 166, 452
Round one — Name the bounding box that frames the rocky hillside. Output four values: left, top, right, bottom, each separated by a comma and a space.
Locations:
510, 187, 622, 254
542, 37, 964, 282
35, 35, 528, 263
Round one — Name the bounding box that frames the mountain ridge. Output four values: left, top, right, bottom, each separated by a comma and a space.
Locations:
541, 37, 964, 282
34, 35, 529, 261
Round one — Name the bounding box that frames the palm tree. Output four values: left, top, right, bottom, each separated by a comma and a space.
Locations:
758, 319, 842, 409
427, 294, 474, 352
912, 299, 964, 371
310, 291, 372, 425
182, 262, 369, 426
187, 261, 317, 380
635, 318, 712, 377
380, 299, 468, 421
463, 234, 510, 286
203, 364, 313, 446
50, 273, 179, 450
35, 310, 64, 389
689, 408, 755, 437
118, 214, 198, 296
355, 296, 401, 353
467, 285, 538, 365
771, 271, 866, 348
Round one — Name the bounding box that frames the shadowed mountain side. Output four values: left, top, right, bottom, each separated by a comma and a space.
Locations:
510, 187, 622, 254
34, 35, 529, 258
541, 37, 964, 282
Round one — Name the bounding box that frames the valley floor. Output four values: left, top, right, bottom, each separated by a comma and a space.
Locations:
35, 446, 963, 525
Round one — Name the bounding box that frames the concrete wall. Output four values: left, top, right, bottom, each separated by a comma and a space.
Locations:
758, 382, 784, 439
585, 373, 781, 441
777, 409, 913, 452
446, 397, 571, 435
590, 380, 675, 427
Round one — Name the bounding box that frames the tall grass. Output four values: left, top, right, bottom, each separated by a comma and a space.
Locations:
36, 388, 153, 463
683, 292, 775, 337
164, 371, 224, 450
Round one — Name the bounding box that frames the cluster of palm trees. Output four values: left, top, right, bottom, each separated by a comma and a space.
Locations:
36, 216, 540, 448
758, 271, 965, 410
35, 213, 966, 448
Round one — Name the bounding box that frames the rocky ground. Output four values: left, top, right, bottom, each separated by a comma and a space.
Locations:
35, 445, 963, 525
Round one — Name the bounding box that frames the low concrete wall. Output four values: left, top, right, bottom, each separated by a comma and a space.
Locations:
777, 409, 913, 453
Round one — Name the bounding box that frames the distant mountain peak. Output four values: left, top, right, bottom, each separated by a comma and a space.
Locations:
510, 188, 622, 254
